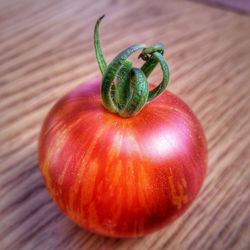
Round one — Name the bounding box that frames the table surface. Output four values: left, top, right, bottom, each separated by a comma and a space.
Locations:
1, 0, 250, 249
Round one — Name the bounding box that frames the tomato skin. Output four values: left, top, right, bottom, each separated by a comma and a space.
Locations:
38, 79, 207, 237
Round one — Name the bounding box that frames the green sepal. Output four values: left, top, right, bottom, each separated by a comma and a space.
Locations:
94, 16, 170, 117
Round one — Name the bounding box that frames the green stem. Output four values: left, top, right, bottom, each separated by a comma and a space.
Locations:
148, 52, 169, 101
114, 60, 132, 109
140, 43, 164, 77
94, 15, 107, 75
94, 16, 170, 117
101, 44, 146, 113
119, 68, 149, 117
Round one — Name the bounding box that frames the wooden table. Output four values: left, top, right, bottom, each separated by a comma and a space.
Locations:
1, 0, 249, 249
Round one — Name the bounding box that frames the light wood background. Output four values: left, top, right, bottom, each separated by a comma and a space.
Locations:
0, 0, 249, 249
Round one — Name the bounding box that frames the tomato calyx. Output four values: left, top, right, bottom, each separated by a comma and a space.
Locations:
94, 15, 170, 117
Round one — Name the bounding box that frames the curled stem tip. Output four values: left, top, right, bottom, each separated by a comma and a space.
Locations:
94, 16, 170, 117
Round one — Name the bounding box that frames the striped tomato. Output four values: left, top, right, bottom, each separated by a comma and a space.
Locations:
38, 16, 207, 237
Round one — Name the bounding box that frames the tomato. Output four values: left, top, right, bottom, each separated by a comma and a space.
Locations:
38, 79, 207, 237
38, 16, 207, 237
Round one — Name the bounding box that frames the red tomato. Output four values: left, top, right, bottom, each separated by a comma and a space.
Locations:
38, 79, 207, 237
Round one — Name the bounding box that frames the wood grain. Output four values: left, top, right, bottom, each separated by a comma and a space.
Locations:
0, 0, 250, 249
